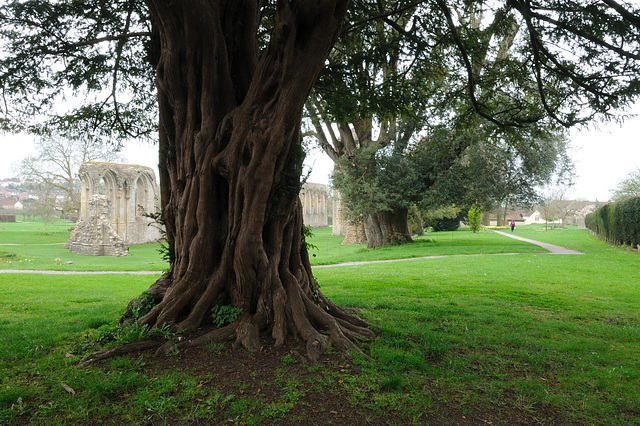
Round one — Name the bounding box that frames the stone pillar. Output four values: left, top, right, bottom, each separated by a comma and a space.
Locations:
300, 183, 328, 228
332, 190, 347, 236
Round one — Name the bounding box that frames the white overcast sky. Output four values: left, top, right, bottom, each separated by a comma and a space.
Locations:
1, 106, 639, 202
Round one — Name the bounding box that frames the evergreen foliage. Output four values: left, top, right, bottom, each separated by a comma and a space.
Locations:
468, 204, 482, 233
0, 0, 156, 138
421, 127, 573, 213
432, 216, 461, 232
585, 197, 640, 248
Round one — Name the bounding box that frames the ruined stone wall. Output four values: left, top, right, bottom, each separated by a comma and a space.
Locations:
66, 195, 129, 256
68, 162, 162, 256
300, 183, 328, 229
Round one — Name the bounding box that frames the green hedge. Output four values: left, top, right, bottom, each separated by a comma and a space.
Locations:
0, 214, 16, 222
585, 197, 640, 248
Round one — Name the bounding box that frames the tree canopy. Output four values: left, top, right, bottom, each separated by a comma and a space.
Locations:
4, 1, 640, 141
305, 0, 639, 247
0, 0, 155, 140
611, 167, 640, 202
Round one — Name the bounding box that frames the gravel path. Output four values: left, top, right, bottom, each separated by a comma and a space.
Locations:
491, 230, 583, 255
314, 230, 583, 268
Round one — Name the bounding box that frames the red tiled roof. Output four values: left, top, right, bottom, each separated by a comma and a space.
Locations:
0, 198, 18, 206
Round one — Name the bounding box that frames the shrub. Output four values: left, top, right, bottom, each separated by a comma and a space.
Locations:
0, 214, 16, 222
432, 216, 460, 232
468, 205, 482, 233
585, 196, 640, 248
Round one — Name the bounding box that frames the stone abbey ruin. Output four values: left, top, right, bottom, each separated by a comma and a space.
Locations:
66, 162, 162, 256
66, 163, 331, 256
300, 182, 328, 229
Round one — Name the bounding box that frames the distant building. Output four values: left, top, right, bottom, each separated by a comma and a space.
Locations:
505, 210, 560, 225
492, 200, 608, 227
0, 198, 23, 210
0, 178, 20, 188
490, 209, 560, 226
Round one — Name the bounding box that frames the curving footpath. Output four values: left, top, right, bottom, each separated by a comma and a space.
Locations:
0, 231, 581, 274
491, 230, 583, 255
315, 230, 583, 268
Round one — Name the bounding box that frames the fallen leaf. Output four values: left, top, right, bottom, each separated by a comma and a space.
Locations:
61, 382, 76, 395
195, 380, 210, 389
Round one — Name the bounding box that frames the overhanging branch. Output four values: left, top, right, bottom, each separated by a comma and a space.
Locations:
60, 31, 152, 52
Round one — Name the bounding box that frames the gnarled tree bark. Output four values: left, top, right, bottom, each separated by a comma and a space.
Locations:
100, 0, 374, 363
363, 208, 414, 249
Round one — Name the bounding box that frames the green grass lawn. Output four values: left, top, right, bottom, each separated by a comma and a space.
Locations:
0, 219, 72, 244
1, 222, 640, 424
314, 242, 640, 422
308, 226, 545, 265
0, 219, 168, 271
0, 221, 542, 271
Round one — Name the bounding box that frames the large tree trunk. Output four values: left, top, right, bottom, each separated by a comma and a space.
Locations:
95, 0, 373, 363
332, 191, 367, 244
363, 207, 413, 249
342, 221, 368, 245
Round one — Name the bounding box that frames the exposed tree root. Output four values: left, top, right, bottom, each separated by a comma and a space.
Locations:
81, 286, 373, 365
80, 340, 163, 366
82, 212, 373, 365
82, 246, 372, 366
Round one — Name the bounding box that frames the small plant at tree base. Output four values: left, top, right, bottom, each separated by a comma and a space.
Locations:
211, 305, 243, 327
130, 292, 156, 319
205, 341, 226, 353
468, 204, 483, 233
93, 321, 152, 346
281, 354, 295, 365
87, 321, 175, 351
142, 209, 174, 271
167, 344, 180, 358
301, 224, 318, 251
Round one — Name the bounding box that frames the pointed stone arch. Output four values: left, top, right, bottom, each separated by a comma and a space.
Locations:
67, 162, 162, 255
